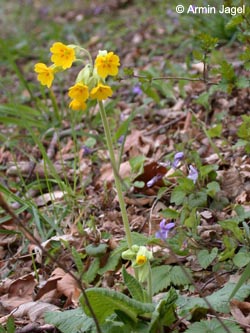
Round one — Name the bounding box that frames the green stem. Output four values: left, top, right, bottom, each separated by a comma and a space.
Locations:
98, 101, 133, 249
147, 263, 153, 302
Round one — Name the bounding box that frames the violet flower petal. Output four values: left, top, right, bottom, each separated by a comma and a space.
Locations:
147, 174, 163, 188
187, 165, 198, 183
172, 151, 184, 168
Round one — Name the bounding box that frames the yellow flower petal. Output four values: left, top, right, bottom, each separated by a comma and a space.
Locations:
34, 63, 54, 88
69, 99, 87, 111
50, 42, 75, 69
136, 255, 147, 266
95, 52, 120, 79
90, 84, 113, 101
68, 83, 89, 101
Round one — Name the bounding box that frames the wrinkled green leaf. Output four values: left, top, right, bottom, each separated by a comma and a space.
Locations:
185, 318, 243, 333
82, 288, 155, 323
45, 308, 94, 333
122, 266, 145, 302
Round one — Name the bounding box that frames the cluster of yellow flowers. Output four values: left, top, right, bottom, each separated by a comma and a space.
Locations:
34, 42, 120, 111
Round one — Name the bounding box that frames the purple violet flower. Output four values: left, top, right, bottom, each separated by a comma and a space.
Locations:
172, 152, 184, 169
155, 219, 175, 241
118, 135, 125, 145
147, 174, 163, 188
82, 146, 93, 156
187, 165, 198, 183
132, 84, 143, 95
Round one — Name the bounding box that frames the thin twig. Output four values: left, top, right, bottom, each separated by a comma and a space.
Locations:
144, 114, 186, 136
119, 74, 218, 86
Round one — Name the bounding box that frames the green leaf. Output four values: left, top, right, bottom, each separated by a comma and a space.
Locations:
188, 191, 207, 209
197, 248, 218, 269
0, 104, 46, 129
236, 76, 250, 89
230, 262, 250, 299
149, 288, 177, 331
178, 178, 195, 192
151, 265, 172, 295
152, 265, 192, 295
178, 282, 250, 320
113, 112, 134, 142
98, 252, 121, 275
237, 115, 250, 140
82, 288, 155, 323
195, 92, 210, 109
169, 266, 192, 286
233, 252, 250, 268
123, 67, 134, 76
184, 208, 200, 228
200, 164, 218, 178
178, 282, 250, 316
0, 325, 5, 333
84, 137, 96, 148
206, 181, 220, 198
6, 316, 15, 333
185, 318, 243, 333
122, 266, 145, 302
193, 50, 203, 61
45, 308, 94, 333
219, 220, 244, 243
161, 208, 179, 219
226, 15, 244, 30
72, 247, 84, 275
170, 188, 186, 205
85, 243, 108, 257
133, 181, 145, 188
129, 155, 146, 175
141, 84, 160, 103
197, 33, 218, 52
220, 60, 236, 82
207, 124, 222, 138
83, 258, 100, 283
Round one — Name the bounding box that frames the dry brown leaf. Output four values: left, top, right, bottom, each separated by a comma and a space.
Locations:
230, 299, 250, 328
0, 233, 17, 246
41, 234, 75, 250
12, 301, 59, 321
99, 161, 131, 183
34, 190, 66, 207
0, 273, 37, 311
8, 273, 37, 299
57, 273, 81, 306
219, 167, 243, 199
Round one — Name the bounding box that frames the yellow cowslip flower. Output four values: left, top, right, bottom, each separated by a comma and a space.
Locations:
34, 63, 54, 88
95, 51, 120, 79
90, 84, 113, 101
50, 42, 75, 69
69, 99, 87, 111
136, 254, 147, 266
68, 83, 89, 102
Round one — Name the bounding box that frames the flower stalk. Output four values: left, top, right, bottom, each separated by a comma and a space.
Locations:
98, 101, 133, 249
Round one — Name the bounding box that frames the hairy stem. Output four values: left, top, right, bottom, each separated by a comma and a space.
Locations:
98, 101, 133, 249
